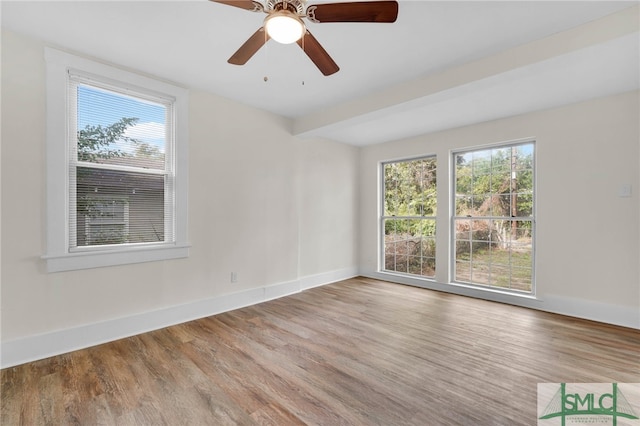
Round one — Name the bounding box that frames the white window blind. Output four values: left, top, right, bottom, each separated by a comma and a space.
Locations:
68, 73, 175, 250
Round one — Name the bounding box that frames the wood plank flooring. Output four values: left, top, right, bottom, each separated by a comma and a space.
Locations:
2, 277, 639, 425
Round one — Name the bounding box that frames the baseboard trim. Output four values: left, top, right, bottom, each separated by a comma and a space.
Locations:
539, 293, 640, 330
1, 267, 358, 369
362, 271, 640, 330
300, 266, 359, 290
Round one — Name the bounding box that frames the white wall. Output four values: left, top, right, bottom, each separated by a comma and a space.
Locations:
0, 30, 358, 367
297, 138, 359, 278
359, 90, 640, 329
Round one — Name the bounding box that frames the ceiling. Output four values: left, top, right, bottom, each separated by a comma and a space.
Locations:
2, 0, 639, 146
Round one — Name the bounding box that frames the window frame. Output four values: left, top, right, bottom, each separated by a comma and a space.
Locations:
379, 155, 438, 279
43, 48, 189, 272
451, 139, 536, 294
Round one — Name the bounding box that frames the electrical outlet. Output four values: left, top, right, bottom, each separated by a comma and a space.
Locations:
231, 272, 237, 283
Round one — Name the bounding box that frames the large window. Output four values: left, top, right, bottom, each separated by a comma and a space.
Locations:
453, 142, 534, 292
382, 157, 437, 278
71, 78, 171, 249
44, 48, 189, 272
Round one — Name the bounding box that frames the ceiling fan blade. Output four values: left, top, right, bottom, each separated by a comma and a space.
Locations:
306, 1, 398, 23
297, 30, 339, 76
228, 27, 269, 65
210, 0, 263, 12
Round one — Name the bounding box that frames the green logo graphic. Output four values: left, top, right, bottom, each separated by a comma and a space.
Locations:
539, 383, 639, 426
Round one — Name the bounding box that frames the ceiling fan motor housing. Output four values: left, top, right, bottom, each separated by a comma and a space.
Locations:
266, 0, 306, 15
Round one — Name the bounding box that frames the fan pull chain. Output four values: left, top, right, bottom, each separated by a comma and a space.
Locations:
300, 30, 305, 86
263, 27, 269, 83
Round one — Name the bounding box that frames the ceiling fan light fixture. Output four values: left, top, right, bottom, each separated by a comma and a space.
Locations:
264, 11, 305, 44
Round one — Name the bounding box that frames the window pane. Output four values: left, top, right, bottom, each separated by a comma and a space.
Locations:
455, 260, 471, 282
471, 219, 491, 241
514, 221, 533, 241
492, 219, 512, 245
384, 218, 400, 240
471, 173, 490, 195
511, 250, 532, 269
407, 257, 422, 275
383, 158, 436, 217
455, 195, 471, 216
494, 194, 511, 217
490, 171, 511, 193
384, 248, 396, 271
420, 238, 436, 258
515, 193, 533, 216
76, 84, 167, 171
383, 220, 436, 279
423, 258, 436, 277
490, 264, 511, 289
383, 164, 397, 216
456, 240, 471, 261
515, 170, 533, 193
515, 145, 534, 169
511, 268, 532, 292
471, 241, 489, 259
472, 150, 491, 174
75, 167, 165, 247
471, 262, 491, 285
491, 147, 511, 172
455, 219, 471, 240
472, 194, 489, 214
395, 255, 408, 273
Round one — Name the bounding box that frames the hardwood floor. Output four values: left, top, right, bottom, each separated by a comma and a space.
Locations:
2, 277, 639, 425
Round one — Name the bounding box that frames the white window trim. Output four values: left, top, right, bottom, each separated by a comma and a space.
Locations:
43, 48, 190, 272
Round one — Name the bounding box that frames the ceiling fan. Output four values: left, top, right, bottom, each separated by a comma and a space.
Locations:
210, 0, 399, 76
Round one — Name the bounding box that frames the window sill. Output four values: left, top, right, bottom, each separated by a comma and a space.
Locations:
374, 270, 538, 302
447, 280, 537, 300
379, 270, 438, 283
42, 243, 191, 273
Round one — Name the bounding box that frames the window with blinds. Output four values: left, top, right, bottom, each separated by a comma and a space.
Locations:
44, 48, 188, 272
69, 75, 174, 250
